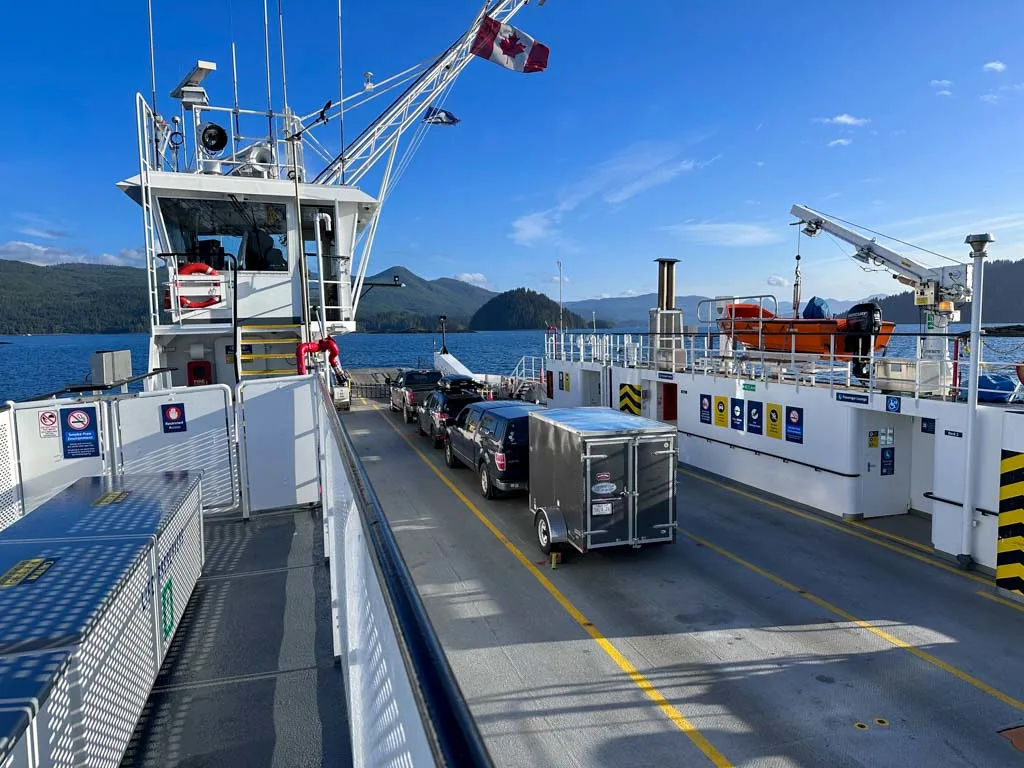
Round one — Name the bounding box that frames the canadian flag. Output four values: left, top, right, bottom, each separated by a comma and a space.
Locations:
470, 16, 549, 73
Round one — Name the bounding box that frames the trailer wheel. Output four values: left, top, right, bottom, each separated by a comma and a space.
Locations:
535, 512, 552, 555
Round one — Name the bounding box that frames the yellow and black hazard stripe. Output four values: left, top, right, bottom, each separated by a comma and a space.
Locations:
619, 383, 641, 415
997, 449, 1024, 596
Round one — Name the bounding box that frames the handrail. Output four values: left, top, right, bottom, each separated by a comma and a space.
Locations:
678, 429, 861, 478
25, 368, 177, 402
922, 491, 998, 517
319, 383, 493, 767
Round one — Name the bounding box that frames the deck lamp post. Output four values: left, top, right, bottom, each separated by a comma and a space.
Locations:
439, 315, 449, 355
958, 232, 993, 569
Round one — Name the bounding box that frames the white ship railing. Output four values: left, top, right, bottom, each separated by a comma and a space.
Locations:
0, 375, 493, 767
545, 330, 1024, 403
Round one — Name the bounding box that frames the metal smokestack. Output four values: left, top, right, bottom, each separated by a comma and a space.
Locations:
656, 258, 679, 310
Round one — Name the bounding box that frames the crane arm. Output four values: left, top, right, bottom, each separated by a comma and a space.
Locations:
790, 204, 971, 304
312, 0, 531, 186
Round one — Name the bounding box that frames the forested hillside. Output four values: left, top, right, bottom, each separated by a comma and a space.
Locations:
470, 288, 612, 330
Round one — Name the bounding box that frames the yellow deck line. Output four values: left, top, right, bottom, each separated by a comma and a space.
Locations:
679, 470, 996, 588
371, 405, 732, 768
683, 529, 1024, 713
977, 590, 1024, 614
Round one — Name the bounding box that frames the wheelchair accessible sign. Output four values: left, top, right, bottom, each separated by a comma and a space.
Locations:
60, 406, 100, 459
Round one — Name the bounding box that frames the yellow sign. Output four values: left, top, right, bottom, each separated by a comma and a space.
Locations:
766, 403, 783, 439
868, 431, 879, 448
713, 396, 728, 427
619, 384, 641, 415
0, 557, 58, 588
564, 373, 571, 392
92, 490, 130, 507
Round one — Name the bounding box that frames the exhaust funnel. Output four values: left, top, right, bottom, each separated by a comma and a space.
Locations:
656, 258, 679, 310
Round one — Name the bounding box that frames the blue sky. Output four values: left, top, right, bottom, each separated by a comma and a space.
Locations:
2, 1, 1023, 304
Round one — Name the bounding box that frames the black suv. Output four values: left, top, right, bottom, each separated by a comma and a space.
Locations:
444, 401, 544, 499
416, 376, 485, 447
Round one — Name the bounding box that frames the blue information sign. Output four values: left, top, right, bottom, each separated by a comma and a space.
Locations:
881, 446, 895, 476
785, 406, 804, 444
730, 398, 745, 431
746, 400, 763, 435
60, 406, 100, 459
699, 394, 712, 425
161, 403, 187, 434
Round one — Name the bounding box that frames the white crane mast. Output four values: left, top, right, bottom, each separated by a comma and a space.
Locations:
790, 204, 972, 309
313, 0, 533, 187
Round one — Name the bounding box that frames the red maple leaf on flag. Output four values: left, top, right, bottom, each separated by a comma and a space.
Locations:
498, 31, 527, 60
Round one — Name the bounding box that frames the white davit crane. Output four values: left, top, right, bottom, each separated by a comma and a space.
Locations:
791, 204, 972, 360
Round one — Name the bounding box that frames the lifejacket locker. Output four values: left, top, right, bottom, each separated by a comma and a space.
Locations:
187, 360, 213, 387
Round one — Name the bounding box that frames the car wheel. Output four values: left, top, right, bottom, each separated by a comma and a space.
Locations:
444, 440, 459, 468
431, 427, 442, 449
479, 463, 495, 500
404, 404, 412, 423
418, 418, 426, 436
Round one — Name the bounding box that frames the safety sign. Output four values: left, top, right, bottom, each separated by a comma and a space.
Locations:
161, 403, 188, 433
38, 410, 58, 439
60, 407, 100, 460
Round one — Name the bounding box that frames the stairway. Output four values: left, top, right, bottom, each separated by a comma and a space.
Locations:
231, 323, 304, 380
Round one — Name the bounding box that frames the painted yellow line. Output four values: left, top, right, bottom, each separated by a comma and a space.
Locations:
372, 406, 732, 768
977, 589, 1024, 614
679, 469, 994, 588
1001, 508, 1024, 527
682, 528, 1024, 713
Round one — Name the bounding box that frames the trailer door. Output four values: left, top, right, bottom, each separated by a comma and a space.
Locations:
633, 435, 676, 543
585, 438, 632, 549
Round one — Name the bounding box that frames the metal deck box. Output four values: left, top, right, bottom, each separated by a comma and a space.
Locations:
0, 472, 204, 768
528, 407, 678, 555
0, 651, 74, 768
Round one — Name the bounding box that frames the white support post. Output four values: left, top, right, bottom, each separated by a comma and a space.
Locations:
958, 233, 993, 568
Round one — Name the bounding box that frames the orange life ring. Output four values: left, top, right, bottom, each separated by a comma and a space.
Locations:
177, 263, 222, 309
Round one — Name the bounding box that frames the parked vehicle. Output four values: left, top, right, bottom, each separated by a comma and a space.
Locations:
417, 377, 485, 447
444, 401, 544, 499
389, 369, 443, 423
528, 407, 678, 556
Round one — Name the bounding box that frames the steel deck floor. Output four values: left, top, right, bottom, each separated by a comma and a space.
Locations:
346, 402, 1024, 768
120, 507, 349, 768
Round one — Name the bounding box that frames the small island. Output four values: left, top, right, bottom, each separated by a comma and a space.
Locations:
470, 288, 613, 331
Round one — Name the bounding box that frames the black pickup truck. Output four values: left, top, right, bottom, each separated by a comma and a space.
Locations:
389, 369, 443, 423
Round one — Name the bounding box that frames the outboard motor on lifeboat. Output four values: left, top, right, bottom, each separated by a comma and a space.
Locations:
844, 302, 883, 378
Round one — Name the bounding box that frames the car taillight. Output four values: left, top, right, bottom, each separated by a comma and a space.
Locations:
494, 452, 506, 471
439, 412, 449, 421
408, 391, 415, 404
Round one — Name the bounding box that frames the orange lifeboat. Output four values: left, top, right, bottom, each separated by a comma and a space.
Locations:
717, 301, 895, 362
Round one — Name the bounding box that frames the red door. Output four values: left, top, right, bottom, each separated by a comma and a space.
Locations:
661, 383, 677, 421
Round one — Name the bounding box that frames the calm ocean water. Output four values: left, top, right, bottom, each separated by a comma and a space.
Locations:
2, 323, 1020, 403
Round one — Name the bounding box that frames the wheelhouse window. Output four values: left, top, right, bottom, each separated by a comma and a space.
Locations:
158, 198, 290, 272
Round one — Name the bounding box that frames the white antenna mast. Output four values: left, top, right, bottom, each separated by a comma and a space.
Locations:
263, 0, 274, 148
278, 0, 290, 120
337, 0, 345, 183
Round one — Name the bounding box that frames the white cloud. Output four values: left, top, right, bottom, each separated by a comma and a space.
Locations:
936, 90, 953, 97
755, 160, 765, 167
767, 275, 790, 287
930, 79, 953, 88
983, 61, 1006, 73
0, 241, 144, 267
508, 138, 711, 248
551, 275, 570, 284
980, 93, 1000, 104
828, 138, 852, 147
662, 222, 783, 247
455, 272, 487, 285
12, 213, 67, 240
815, 114, 870, 127
620, 289, 638, 297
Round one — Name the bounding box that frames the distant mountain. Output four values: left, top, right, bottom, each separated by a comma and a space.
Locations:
470, 288, 614, 331
0, 260, 149, 334
354, 266, 497, 331
566, 293, 864, 327
872, 259, 1024, 324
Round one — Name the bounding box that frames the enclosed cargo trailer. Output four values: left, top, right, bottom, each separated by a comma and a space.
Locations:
528, 407, 678, 555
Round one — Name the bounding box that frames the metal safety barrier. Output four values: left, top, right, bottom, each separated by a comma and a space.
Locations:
316, 379, 493, 768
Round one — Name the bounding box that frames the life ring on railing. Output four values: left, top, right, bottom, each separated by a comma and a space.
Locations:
177, 263, 222, 309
